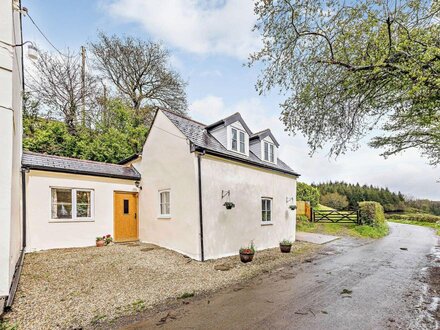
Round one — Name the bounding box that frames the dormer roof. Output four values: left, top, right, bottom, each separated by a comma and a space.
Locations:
250, 129, 280, 147
159, 109, 300, 177
205, 112, 252, 135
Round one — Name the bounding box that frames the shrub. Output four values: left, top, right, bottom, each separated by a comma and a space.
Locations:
320, 192, 349, 210
358, 201, 385, 226
297, 182, 320, 207
385, 213, 440, 223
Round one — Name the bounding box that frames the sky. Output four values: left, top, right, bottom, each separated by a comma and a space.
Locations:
21, 0, 439, 200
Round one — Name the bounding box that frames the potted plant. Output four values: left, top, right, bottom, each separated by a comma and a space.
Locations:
223, 202, 235, 210
279, 239, 293, 253
96, 234, 113, 247
104, 234, 113, 245
96, 236, 105, 247
239, 241, 255, 263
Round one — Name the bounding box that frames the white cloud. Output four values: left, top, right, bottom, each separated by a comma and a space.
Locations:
106, 0, 261, 59
190, 95, 440, 200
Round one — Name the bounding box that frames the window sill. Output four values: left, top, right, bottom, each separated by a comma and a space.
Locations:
49, 219, 95, 223
228, 149, 248, 157
261, 222, 273, 226
157, 215, 172, 219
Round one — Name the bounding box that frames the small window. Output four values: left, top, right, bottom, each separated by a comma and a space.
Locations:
123, 199, 129, 214
269, 144, 274, 162
159, 190, 171, 216
231, 128, 238, 151
261, 198, 272, 223
52, 188, 72, 219
51, 188, 93, 221
263, 141, 275, 163
231, 127, 246, 154
239, 131, 245, 153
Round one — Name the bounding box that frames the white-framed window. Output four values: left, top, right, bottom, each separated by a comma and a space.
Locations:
263, 141, 275, 163
231, 127, 246, 154
51, 188, 93, 221
159, 190, 171, 217
261, 198, 272, 223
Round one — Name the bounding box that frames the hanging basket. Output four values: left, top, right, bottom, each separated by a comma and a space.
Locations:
223, 202, 235, 210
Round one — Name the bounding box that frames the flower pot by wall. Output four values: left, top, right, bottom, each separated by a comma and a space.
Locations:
279, 244, 292, 253
239, 252, 254, 263
96, 240, 105, 247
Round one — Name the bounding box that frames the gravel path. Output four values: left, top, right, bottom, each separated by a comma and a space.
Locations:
4, 242, 319, 329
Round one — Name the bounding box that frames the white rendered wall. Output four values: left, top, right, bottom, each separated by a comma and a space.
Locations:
200, 154, 297, 260
25, 171, 138, 251
136, 111, 200, 259
0, 0, 23, 298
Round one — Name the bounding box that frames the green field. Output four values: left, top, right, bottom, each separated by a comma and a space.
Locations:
296, 216, 389, 239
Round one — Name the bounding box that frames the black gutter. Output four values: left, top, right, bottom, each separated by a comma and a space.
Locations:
201, 148, 300, 177
118, 153, 140, 165
5, 168, 27, 311
22, 165, 141, 181
196, 148, 205, 262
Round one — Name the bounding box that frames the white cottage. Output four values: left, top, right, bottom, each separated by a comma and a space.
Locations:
22, 109, 299, 261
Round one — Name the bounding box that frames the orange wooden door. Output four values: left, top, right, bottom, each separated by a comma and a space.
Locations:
114, 192, 138, 242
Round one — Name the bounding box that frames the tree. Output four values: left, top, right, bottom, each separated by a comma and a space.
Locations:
320, 192, 349, 210
27, 49, 97, 135
250, 0, 440, 165
90, 33, 188, 121
296, 182, 320, 206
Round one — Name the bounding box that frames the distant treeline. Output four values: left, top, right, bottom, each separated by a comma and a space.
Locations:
313, 181, 406, 212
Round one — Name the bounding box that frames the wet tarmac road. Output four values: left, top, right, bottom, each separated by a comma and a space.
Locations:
120, 223, 439, 330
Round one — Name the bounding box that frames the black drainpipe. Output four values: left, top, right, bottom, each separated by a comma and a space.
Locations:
5, 168, 27, 311
197, 149, 205, 262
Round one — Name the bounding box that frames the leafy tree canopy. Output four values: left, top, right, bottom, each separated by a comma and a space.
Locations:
23, 98, 148, 163
296, 182, 320, 206
250, 0, 440, 165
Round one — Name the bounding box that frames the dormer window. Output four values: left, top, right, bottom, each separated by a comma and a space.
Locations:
263, 141, 275, 163
231, 127, 246, 154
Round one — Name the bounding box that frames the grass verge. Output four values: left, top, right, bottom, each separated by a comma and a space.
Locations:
296, 217, 389, 239
387, 219, 440, 236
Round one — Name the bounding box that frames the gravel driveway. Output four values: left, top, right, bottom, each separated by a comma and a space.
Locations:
4, 241, 318, 329
124, 223, 438, 330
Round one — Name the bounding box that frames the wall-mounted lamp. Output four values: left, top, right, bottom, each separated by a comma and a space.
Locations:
135, 181, 142, 190
286, 197, 294, 204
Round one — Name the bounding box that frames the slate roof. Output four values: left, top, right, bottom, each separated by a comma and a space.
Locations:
22, 151, 141, 180
161, 109, 300, 177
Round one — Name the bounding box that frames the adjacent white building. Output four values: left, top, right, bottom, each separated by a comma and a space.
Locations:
0, 0, 24, 310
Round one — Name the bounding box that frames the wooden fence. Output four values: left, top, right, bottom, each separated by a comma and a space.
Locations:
296, 201, 312, 220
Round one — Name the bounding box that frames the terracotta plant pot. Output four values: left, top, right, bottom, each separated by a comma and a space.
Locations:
279, 244, 292, 253
96, 240, 105, 247
239, 252, 254, 263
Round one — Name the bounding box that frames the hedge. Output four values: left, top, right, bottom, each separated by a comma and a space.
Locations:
358, 201, 385, 226
385, 213, 440, 223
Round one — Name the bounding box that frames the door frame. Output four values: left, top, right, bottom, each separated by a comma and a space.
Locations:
113, 191, 139, 242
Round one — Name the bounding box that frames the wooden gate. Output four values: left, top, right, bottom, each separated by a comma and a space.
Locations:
296, 201, 312, 220
312, 209, 360, 224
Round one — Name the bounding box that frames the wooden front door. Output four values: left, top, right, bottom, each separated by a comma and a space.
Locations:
114, 192, 138, 242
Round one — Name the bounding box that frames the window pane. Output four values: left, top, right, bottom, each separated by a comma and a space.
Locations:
239, 131, 245, 153
267, 200, 271, 211
267, 210, 271, 221
160, 191, 170, 215
52, 188, 71, 204
231, 128, 237, 151
123, 199, 129, 214
76, 190, 91, 218
264, 142, 269, 160
51, 189, 72, 219
55, 204, 72, 219
76, 191, 90, 204
270, 144, 274, 162
262, 210, 266, 222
